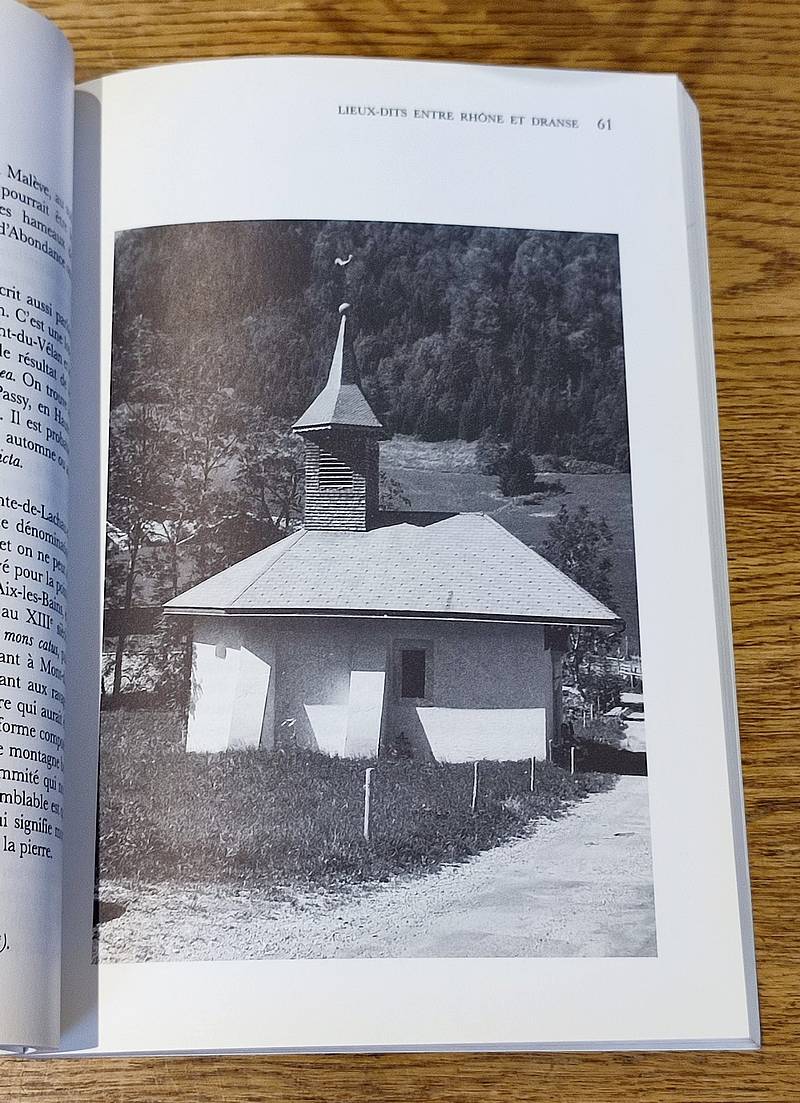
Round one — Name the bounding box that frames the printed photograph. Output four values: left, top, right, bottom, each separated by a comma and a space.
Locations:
94, 220, 654, 963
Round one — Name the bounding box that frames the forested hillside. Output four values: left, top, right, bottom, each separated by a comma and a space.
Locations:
111, 220, 629, 469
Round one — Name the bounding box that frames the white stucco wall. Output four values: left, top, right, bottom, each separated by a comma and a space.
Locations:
187, 618, 275, 753
388, 620, 552, 762
184, 615, 558, 762
188, 637, 242, 753
273, 621, 389, 757
417, 707, 546, 762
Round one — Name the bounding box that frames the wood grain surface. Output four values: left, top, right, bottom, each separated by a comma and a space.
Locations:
4, 1, 800, 1099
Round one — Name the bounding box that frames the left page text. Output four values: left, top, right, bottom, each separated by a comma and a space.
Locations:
0, 0, 73, 1052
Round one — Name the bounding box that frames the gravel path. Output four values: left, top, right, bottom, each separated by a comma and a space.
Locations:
96, 775, 655, 962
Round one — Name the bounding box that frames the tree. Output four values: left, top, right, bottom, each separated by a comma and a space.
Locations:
477, 430, 539, 497
476, 427, 503, 474
106, 336, 250, 700
179, 405, 243, 582
541, 504, 622, 699
496, 446, 537, 497
234, 422, 304, 545
113, 222, 629, 471
105, 377, 176, 697
379, 471, 411, 511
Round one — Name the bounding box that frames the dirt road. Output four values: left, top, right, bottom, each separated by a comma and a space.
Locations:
97, 775, 655, 962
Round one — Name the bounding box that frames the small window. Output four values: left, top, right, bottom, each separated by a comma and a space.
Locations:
400, 648, 426, 699
215, 644, 227, 659
318, 448, 353, 487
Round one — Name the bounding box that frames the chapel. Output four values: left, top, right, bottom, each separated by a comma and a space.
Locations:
164, 304, 620, 760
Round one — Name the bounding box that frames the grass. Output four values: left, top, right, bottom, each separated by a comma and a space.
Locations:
380, 435, 479, 472
379, 436, 617, 477
97, 710, 614, 889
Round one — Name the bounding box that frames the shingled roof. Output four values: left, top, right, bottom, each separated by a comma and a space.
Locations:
164, 512, 621, 626
292, 304, 383, 433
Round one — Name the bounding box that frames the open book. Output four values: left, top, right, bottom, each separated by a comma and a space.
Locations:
0, 0, 759, 1055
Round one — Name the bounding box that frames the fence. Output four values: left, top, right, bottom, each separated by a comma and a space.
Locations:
361, 756, 539, 842
550, 737, 647, 777
99, 707, 614, 885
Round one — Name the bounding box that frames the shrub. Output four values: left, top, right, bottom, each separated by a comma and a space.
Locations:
579, 716, 626, 747
496, 446, 538, 497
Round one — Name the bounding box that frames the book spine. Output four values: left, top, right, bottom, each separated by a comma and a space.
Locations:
0, 0, 74, 1055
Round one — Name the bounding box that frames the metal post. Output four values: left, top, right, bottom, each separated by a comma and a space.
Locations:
363, 766, 373, 842
570, 746, 575, 776
471, 760, 480, 813
530, 755, 536, 792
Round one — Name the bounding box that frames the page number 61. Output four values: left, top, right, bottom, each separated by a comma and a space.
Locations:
597, 117, 612, 131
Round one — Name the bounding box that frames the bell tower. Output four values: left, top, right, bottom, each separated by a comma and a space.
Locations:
292, 304, 384, 532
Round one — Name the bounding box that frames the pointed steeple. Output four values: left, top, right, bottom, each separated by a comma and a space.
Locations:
293, 304, 383, 532
292, 304, 382, 433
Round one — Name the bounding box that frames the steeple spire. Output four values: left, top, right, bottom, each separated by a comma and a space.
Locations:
292, 304, 382, 433
293, 304, 383, 532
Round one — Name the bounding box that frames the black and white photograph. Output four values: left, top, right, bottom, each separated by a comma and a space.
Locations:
94, 219, 654, 963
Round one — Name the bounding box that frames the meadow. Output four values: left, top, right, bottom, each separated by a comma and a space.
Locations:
97, 710, 612, 889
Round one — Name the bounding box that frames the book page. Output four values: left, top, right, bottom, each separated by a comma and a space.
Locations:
62, 57, 755, 1053
0, 0, 74, 1052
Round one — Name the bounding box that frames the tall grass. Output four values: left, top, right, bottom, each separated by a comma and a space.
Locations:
98, 711, 614, 888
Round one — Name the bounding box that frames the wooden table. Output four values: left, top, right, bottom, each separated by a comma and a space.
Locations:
5, 1, 800, 1099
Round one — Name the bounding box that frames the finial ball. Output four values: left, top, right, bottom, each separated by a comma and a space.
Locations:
339, 302, 350, 315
